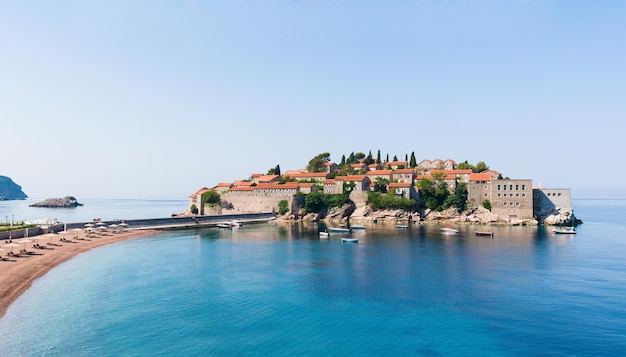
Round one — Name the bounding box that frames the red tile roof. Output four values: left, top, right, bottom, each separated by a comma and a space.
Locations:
366, 170, 393, 175
335, 175, 368, 181
389, 182, 412, 188
469, 173, 493, 182
284, 172, 329, 178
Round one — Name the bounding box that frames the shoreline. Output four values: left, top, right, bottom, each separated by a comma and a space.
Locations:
0, 228, 158, 319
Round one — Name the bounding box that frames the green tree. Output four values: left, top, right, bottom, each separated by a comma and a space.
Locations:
278, 200, 289, 215
393, 155, 398, 162
445, 182, 468, 211
340, 155, 346, 165
482, 199, 492, 211
475, 161, 489, 173
374, 177, 389, 193
456, 160, 475, 171
201, 190, 221, 205
354, 152, 366, 162
377, 149, 381, 163
307, 152, 331, 172
190, 204, 198, 214
410, 152, 417, 168
417, 176, 449, 211
267, 164, 281, 175
304, 191, 326, 213
364, 150, 374, 165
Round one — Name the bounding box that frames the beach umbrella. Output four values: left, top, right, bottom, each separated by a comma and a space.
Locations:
17, 238, 33, 250
84, 223, 95, 228
95, 222, 107, 226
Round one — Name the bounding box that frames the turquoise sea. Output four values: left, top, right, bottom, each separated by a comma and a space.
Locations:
0, 198, 625, 356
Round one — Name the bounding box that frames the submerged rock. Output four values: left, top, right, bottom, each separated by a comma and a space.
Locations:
29, 196, 83, 208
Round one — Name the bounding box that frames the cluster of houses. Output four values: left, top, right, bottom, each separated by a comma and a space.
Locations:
189, 159, 572, 223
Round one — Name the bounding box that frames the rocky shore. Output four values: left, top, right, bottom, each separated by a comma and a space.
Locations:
280, 202, 581, 227
29, 196, 83, 208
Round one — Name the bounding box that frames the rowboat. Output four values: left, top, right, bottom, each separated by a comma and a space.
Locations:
341, 237, 359, 243
440, 227, 459, 234
330, 227, 351, 233
475, 231, 494, 237
553, 227, 576, 234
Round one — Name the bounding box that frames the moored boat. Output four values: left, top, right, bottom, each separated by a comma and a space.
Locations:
341, 237, 359, 243
475, 231, 494, 237
319, 231, 329, 239
553, 227, 576, 234
330, 227, 351, 233
440, 227, 459, 234
396, 224, 409, 229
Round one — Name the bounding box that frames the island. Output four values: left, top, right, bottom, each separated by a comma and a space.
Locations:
184, 151, 581, 227
29, 196, 84, 208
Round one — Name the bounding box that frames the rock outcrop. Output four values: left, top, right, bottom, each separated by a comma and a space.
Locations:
0, 176, 27, 200
29, 196, 83, 208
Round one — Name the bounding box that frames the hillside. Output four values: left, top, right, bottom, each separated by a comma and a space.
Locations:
0, 176, 27, 200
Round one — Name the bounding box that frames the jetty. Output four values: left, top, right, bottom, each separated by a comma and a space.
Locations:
0, 213, 276, 240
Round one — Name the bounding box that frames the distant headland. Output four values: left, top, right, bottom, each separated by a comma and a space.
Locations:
185, 151, 581, 227
0, 176, 27, 201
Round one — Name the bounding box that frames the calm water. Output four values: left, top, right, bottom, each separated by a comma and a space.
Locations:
0, 197, 189, 224
0, 198, 625, 356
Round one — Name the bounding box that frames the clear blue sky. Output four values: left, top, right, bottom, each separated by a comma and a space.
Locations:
2, 1, 624, 199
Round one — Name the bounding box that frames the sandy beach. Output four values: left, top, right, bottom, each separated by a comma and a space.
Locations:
0, 228, 158, 319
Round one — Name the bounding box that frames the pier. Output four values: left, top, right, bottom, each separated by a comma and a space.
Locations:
0, 212, 277, 239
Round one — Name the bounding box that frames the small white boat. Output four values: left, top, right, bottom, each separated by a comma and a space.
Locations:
440, 227, 459, 234
350, 225, 366, 230
319, 231, 329, 239
553, 227, 576, 234
330, 227, 351, 233
217, 222, 232, 228
341, 237, 358, 243
396, 224, 409, 229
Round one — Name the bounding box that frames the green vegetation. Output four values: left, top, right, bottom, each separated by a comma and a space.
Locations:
307, 152, 331, 173
201, 190, 221, 206
267, 164, 281, 175
303, 192, 351, 214
482, 199, 492, 211
417, 177, 468, 212
0, 222, 36, 232
367, 192, 418, 211
190, 204, 198, 214
456, 160, 490, 173
278, 200, 289, 215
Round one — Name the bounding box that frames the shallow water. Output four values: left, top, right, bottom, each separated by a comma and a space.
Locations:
0, 198, 625, 355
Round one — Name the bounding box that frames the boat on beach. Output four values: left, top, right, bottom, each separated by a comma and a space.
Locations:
475, 231, 494, 237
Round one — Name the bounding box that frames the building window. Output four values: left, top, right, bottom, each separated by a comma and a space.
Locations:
516, 202, 520, 206
498, 184, 501, 190
516, 184, 519, 190
558, 193, 561, 196
503, 185, 506, 191
522, 185, 525, 190
522, 193, 526, 197
497, 193, 501, 197
509, 184, 513, 190
503, 202, 507, 206
516, 193, 519, 197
